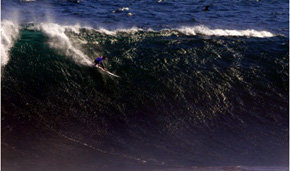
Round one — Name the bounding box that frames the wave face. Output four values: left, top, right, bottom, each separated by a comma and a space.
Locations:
2, 22, 288, 170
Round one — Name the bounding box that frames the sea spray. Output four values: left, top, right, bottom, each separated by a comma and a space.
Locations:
34, 23, 92, 65
1, 20, 20, 66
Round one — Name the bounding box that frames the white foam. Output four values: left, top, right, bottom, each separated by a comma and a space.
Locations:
176, 25, 275, 38
1, 20, 20, 66
20, 0, 36, 2
119, 7, 129, 11
112, 7, 130, 13
34, 23, 92, 65
1, 22, 275, 68
34, 22, 275, 39
95, 27, 142, 35
82, 25, 275, 38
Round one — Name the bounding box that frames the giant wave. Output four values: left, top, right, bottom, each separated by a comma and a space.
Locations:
2, 20, 288, 170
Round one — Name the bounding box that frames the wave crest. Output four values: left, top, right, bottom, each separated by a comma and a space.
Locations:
1, 20, 20, 66
176, 25, 275, 38
1, 21, 276, 68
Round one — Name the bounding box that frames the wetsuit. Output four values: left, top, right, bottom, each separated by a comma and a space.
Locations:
94, 57, 105, 69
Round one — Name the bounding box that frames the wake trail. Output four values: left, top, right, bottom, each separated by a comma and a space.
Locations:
34, 112, 167, 167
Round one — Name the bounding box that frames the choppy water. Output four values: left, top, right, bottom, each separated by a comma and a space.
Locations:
1, 0, 289, 170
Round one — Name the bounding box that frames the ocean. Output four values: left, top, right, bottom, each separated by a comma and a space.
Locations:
1, 0, 289, 170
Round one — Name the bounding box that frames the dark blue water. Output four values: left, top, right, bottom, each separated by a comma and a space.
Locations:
1, 0, 289, 171
2, 0, 289, 35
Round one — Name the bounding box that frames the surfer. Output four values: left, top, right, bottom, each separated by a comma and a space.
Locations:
94, 56, 107, 70
93, 56, 120, 78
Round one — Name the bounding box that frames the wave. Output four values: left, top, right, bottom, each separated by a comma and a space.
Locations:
1, 21, 277, 68
2, 19, 288, 168
1, 20, 20, 66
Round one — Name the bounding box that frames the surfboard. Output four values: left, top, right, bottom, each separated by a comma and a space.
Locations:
95, 65, 120, 78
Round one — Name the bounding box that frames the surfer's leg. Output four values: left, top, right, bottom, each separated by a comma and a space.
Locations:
100, 63, 105, 70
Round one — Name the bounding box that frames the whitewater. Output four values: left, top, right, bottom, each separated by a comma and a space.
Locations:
1, 21, 277, 68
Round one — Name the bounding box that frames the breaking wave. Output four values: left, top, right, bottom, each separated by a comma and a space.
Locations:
2, 20, 288, 169
1, 22, 276, 68
1, 20, 20, 66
